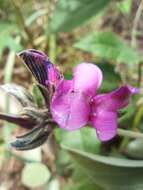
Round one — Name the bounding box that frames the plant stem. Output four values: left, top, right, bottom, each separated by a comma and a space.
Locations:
3, 50, 16, 144
118, 128, 143, 139
11, 0, 35, 47
49, 34, 56, 63
4, 52, 15, 83
137, 63, 142, 87
119, 104, 143, 150
131, 0, 143, 48
132, 106, 143, 130
118, 128, 143, 151
4, 50, 16, 112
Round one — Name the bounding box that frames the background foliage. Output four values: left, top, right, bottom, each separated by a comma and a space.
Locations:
0, 0, 143, 190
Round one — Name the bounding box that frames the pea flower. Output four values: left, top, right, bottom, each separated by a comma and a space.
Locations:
51, 63, 138, 141
19, 50, 138, 141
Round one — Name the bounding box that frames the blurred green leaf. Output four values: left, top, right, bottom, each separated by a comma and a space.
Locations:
118, 101, 136, 124
64, 178, 103, 190
26, 9, 47, 26
68, 165, 104, 190
22, 163, 50, 188
48, 0, 111, 32
74, 31, 140, 64
56, 128, 101, 176
63, 160, 103, 190
56, 128, 101, 154
62, 144, 143, 190
0, 22, 16, 33
117, 0, 132, 14
0, 23, 22, 58
98, 63, 121, 91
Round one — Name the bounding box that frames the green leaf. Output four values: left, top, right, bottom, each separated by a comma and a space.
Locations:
98, 63, 121, 91
75, 180, 103, 190
48, 0, 111, 32
26, 9, 47, 26
22, 163, 50, 188
64, 178, 103, 190
56, 128, 101, 174
117, 0, 132, 14
62, 144, 143, 190
56, 128, 101, 154
0, 23, 22, 57
74, 31, 140, 64
63, 160, 103, 190
68, 166, 104, 190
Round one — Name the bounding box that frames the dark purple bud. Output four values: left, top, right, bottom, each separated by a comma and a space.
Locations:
0, 112, 36, 129
10, 124, 51, 150
18, 49, 62, 89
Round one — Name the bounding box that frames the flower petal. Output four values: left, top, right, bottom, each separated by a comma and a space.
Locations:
51, 80, 90, 130
73, 63, 103, 96
90, 85, 138, 141
91, 110, 117, 141
92, 85, 138, 111
18, 49, 62, 87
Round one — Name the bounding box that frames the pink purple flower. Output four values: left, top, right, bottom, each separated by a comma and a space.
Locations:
51, 63, 137, 141
19, 50, 138, 141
